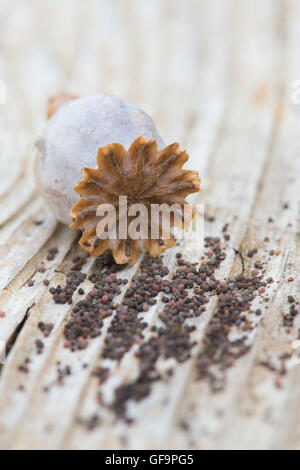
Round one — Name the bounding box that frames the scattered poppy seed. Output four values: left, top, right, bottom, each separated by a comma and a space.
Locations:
92, 367, 109, 384
78, 414, 101, 431
35, 339, 44, 354
247, 249, 258, 258
47, 247, 59, 261
38, 321, 54, 338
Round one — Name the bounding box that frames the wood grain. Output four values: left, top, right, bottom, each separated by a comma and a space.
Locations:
0, 0, 299, 450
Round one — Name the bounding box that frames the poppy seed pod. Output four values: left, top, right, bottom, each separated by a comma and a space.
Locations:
35, 94, 164, 225
35, 93, 200, 264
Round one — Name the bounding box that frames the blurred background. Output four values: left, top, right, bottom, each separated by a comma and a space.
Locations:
0, 0, 245, 182
0, 0, 296, 178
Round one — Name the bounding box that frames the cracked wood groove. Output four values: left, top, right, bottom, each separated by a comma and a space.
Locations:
0, 0, 299, 450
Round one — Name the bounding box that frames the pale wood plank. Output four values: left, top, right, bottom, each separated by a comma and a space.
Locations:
0, 198, 57, 293
0, 245, 95, 449
0, 225, 76, 346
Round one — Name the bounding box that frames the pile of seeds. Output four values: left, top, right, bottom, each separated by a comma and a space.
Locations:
196, 273, 266, 391
44, 233, 298, 424
102, 256, 169, 360
50, 254, 89, 305
63, 255, 127, 351
111, 237, 229, 419
110, 238, 275, 419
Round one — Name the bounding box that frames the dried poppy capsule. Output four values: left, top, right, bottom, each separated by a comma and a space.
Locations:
46, 93, 78, 119
35, 94, 200, 264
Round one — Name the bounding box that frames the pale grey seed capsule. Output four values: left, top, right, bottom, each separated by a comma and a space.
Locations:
35, 94, 164, 224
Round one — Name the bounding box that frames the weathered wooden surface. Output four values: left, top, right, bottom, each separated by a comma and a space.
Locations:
0, 0, 299, 450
